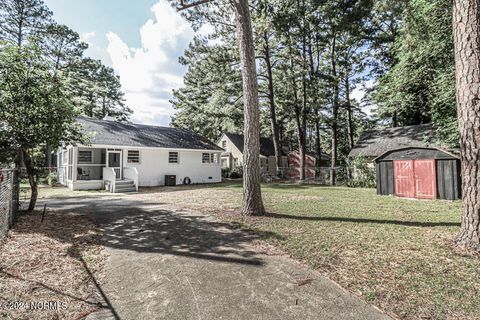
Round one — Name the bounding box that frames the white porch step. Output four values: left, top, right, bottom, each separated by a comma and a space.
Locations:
112, 179, 136, 193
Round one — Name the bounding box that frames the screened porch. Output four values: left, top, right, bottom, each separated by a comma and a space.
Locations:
58, 147, 124, 183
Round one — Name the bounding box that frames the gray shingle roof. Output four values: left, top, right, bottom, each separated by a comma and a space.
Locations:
348, 124, 440, 158
224, 132, 284, 156
78, 117, 223, 151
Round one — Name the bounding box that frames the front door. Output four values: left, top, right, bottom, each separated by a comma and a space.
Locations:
107, 151, 122, 180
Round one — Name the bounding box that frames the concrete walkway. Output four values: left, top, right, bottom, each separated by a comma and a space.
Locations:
39, 194, 391, 320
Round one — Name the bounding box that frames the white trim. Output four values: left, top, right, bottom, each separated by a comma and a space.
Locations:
106, 150, 122, 179
75, 143, 222, 153
215, 133, 228, 146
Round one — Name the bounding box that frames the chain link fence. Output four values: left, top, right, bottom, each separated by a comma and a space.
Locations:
0, 169, 20, 239
264, 166, 346, 185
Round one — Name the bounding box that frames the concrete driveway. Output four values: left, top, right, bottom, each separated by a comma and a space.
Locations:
39, 193, 391, 320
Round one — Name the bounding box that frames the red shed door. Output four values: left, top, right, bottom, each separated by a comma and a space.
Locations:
394, 160, 415, 198
413, 160, 437, 199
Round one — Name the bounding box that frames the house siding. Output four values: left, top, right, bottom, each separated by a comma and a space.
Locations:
58, 145, 221, 190
123, 148, 221, 186
218, 134, 244, 169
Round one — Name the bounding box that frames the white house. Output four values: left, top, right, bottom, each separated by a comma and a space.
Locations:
217, 132, 288, 175
57, 117, 223, 192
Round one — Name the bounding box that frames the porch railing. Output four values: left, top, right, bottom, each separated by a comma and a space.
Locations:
113, 168, 121, 180
123, 167, 139, 191
103, 167, 116, 192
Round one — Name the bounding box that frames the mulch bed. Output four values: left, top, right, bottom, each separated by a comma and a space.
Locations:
0, 210, 106, 320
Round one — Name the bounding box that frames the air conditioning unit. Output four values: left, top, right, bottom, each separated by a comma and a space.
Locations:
165, 175, 176, 186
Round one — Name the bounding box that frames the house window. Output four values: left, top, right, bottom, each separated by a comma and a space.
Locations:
202, 153, 210, 163
127, 150, 140, 163
169, 152, 179, 163
222, 141, 226, 149
78, 150, 92, 163
233, 158, 239, 167
212, 153, 219, 164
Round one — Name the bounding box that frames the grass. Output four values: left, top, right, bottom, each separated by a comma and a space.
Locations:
130, 182, 479, 320
31, 182, 480, 319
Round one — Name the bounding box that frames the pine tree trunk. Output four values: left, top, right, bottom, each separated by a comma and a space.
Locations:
45, 143, 52, 167
288, 50, 306, 181
453, 0, 480, 250
314, 108, 322, 165
330, 31, 338, 186
345, 75, 354, 150
301, 29, 308, 182
234, 0, 265, 216
263, 32, 282, 173
307, 34, 322, 166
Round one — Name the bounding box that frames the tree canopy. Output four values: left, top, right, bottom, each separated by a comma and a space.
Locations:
0, 0, 131, 210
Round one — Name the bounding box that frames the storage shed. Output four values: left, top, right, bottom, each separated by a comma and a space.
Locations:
375, 147, 461, 200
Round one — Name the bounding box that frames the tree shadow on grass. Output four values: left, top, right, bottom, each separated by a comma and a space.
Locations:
265, 212, 460, 228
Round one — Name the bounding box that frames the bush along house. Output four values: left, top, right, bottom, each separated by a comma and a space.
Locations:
57, 117, 223, 192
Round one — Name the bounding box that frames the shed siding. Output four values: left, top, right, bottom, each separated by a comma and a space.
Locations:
436, 159, 461, 200
376, 161, 394, 195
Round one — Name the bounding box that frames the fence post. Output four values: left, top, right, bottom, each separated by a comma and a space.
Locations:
10, 169, 19, 227
0, 169, 20, 238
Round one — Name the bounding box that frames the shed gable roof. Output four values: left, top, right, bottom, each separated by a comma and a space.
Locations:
348, 124, 440, 158
78, 117, 223, 151
374, 147, 459, 162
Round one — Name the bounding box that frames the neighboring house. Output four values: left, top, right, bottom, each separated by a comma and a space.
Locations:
216, 132, 288, 175
348, 124, 446, 165
287, 151, 332, 181
57, 117, 223, 192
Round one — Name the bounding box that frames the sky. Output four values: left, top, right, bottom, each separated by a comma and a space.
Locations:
44, 0, 204, 126
44, 0, 369, 126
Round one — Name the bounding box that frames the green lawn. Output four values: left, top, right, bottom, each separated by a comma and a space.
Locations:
133, 182, 478, 320
37, 182, 480, 319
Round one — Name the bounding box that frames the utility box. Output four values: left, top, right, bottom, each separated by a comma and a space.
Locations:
165, 175, 176, 186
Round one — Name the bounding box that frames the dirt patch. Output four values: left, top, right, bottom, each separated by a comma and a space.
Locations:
0, 210, 106, 320
287, 195, 323, 201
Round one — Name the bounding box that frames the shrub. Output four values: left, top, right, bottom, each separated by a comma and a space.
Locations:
348, 157, 376, 188
229, 166, 243, 179
47, 172, 58, 186
221, 168, 231, 178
